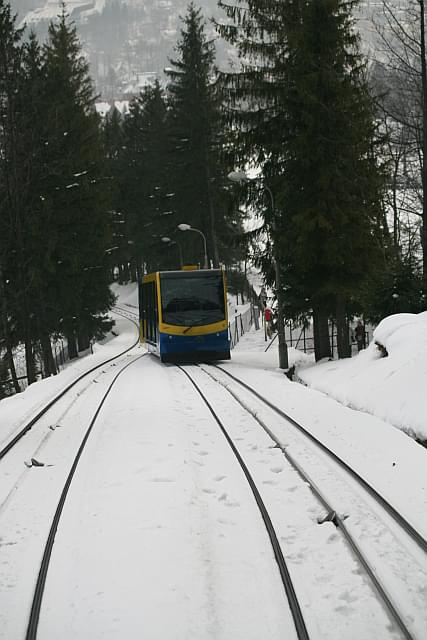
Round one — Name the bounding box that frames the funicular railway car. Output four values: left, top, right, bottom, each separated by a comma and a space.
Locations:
139, 268, 231, 362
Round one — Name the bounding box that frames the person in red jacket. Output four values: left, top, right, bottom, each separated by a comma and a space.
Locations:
264, 306, 273, 338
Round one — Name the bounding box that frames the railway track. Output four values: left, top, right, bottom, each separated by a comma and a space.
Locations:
7, 353, 293, 640
178, 364, 310, 640
25, 353, 146, 640
3, 354, 303, 638
185, 362, 427, 640
2, 330, 424, 638
112, 304, 139, 322
0, 308, 139, 462
210, 364, 427, 553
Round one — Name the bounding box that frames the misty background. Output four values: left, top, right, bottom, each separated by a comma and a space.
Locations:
9, 0, 228, 98
10, 0, 378, 100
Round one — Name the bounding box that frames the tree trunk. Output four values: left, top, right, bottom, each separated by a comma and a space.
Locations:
0, 265, 20, 393
0, 360, 6, 399
24, 332, 37, 385
67, 333, 78, 360
313, 306, 331, 361
78, 332, 90, 352
40, 333, 57, 376
274, 252, 289, 370
421, 0, 427, 297
336, 296, 351, 358
204, 127, 220, 268
6, 341, 20, 393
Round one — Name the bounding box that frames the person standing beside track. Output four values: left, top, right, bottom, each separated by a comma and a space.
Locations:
354, 319, 366, 351
264, 306, 273, 339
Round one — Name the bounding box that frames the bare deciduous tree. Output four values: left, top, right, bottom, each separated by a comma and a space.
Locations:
374, 0, 427, 292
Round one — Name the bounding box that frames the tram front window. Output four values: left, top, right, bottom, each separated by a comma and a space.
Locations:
160, 273, 225, 326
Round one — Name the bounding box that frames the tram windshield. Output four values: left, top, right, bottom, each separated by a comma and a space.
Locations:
160, 272, 226, 327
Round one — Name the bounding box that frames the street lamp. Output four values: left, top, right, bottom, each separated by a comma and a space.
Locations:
162, 236, 183, 268
227, 170, 289, 370
177, 223, 209, 269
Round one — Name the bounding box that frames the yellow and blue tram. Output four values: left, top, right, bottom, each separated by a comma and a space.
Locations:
138, 268, 231, 362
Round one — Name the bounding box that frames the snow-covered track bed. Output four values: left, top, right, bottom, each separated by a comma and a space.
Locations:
201, 363, 427, 640
178, 364, 309, 640
0, 311, 139, 462
1, 352, 147, 640
112, 304, 139, 322
1, 355, 304, 639
25, 353, 147, 639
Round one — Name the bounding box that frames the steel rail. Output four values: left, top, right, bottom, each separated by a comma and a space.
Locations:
211, 364, 427, 555
178, 365, 310, 640
112, 306, 139, 321
25, 353, 146, 640
0, 312, 139, 461
199, 364, 416, 640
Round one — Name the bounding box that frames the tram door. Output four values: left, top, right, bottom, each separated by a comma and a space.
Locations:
140, 279, 159, 346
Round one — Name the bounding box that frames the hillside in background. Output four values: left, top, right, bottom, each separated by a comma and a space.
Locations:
10, 0, 228, 98
10, 0, 382, 99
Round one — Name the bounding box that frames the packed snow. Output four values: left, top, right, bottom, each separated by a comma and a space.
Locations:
297, 311, 427, 442
0, 283, 426, 639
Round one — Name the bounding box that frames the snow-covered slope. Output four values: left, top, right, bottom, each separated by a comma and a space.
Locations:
297, 312, 427, 442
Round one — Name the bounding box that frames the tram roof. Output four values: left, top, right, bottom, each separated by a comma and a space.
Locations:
145, 268, 224, 279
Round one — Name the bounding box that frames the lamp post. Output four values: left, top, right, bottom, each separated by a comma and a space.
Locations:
227, 171, 289, 370
162, 236, 183, 268
177, 223, 209, 269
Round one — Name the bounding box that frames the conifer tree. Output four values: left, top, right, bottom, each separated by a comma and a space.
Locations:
103, 105, 128, 281
1, 3, 114, 387
0, 1, 40, 384
42, 7, 114, 356
20, 31, 59, 376
218, 0, 386, 359
166, 3, 233, 267
120, 81, 173, 274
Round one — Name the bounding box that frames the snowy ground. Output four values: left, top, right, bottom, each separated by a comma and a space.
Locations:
296, 311, 427, 443
0, 283, 426, 639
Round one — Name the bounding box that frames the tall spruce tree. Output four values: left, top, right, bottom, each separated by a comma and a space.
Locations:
120, 81, 173, 274
20, 31, 59, 376
103, 105, 128, 281
166, 3, 233, 268
42, 7, 114, 357
0, 1, 40, 385
218, 0, 386, 359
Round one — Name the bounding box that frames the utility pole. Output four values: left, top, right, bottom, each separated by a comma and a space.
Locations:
264, 185, 289, 370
